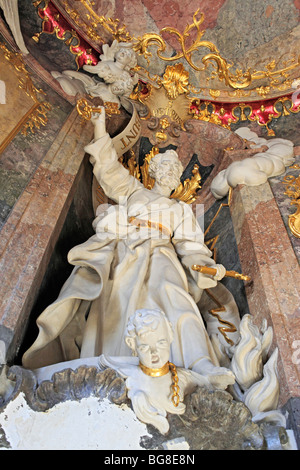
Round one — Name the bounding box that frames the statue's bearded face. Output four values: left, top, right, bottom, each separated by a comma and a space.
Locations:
150, 151, 183, 191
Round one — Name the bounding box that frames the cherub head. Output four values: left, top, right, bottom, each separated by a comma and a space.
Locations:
115, 44, 137, 70
110, 72, 136, 97
125, 308, 174, 369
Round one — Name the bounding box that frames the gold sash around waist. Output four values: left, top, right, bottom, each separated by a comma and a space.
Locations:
129, 216, 172, 238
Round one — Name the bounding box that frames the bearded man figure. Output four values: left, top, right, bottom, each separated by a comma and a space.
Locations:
22, 108, 237, 389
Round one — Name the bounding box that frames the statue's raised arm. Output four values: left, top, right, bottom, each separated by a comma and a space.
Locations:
84, 107, 141, 203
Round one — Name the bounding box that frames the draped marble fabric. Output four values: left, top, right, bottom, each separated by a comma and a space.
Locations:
23, 132, 238, 370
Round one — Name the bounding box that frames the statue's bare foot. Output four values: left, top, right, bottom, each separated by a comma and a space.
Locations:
192, 358, 235, 390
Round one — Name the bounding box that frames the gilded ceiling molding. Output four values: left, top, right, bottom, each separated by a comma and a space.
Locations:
32, 3, 300, 97
190, 94, 300, 136
0, 42, 51, 150
31, 2, 300, 135
32, 0, 99, 69
69, 0, 133, 43
132, 64, 300, 136
132, 9, 300, 95
283, 169, 300, 238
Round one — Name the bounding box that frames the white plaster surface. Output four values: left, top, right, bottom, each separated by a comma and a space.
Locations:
0, 393, 151, 450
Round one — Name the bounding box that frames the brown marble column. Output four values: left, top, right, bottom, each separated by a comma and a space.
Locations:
230, 182, 300, 407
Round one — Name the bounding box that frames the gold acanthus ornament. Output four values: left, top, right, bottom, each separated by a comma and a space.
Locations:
131, 63, 226, 131
32, 3, 300, 96
161, 64, 189, 100
131, 9, 300, 92
0, 42, 51, 147
120, 145, 202, 205
283, 170, 300, 239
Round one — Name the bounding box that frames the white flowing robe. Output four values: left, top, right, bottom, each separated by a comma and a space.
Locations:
22, 133, 226, 370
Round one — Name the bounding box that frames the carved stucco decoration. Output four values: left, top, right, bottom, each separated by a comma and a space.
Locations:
0, 42, 51, 153
0, 365, 127, 412
28, 3, 300, 135
283, 168, 300, 239
131, 62, 226, 131
32, 2, 300, 100
0, 363, 288, 450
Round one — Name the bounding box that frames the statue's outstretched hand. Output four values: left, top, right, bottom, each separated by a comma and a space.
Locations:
91, 106, 106, 140
212, 264, 226, 281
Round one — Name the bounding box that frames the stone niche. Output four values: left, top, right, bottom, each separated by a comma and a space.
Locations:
0, 102, 299, 450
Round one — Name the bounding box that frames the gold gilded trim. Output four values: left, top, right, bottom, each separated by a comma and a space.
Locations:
283, 172, 300, 239
140, 146, 158, 190
32, 4, 300, 96
62, 0, 132, 43
139, 361, 170, 377
132, 64, 227, 130
139, 361, 180, 407
129, 216, 172, 238
132, 9, 300, 92
0, 43, 51, 153
171, 164, 202, 204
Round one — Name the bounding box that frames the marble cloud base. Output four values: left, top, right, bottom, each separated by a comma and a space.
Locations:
230, 181, 300, 446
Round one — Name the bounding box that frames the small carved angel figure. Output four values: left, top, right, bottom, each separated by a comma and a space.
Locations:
51, 40, 138, 107
100, 308, 212, 434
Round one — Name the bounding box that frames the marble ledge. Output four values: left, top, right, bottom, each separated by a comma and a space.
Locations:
230, 182, 300, 404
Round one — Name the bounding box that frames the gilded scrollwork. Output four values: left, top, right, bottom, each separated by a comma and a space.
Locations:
132, 9, 300, 93
132, 64, 228, 131
32, 3, 300, 96
283, 172, 300, 238
0, 42, 51, 147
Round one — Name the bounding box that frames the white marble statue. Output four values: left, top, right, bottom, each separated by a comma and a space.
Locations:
100, 308, 212, 434
22, 106, 237, 390
210, 128, 294, 199
51, 40, 138, 107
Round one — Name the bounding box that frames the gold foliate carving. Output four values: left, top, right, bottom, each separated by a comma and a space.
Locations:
124, 146, 201, 204
283, 173, 300, 239
132, 9, 300, 92
119, 150, 140, 181
154, 118, 172, 143
170, 164, 201, 204
32, 4, 300, 95
161, 64, 189, 99
140, 146, 158, 190
68, 0, 133, 43
0, 43, 51, 137
133, 10, 217, 68
22, 102, 52, 135
132, 64, 229, 130
190, 99, 229, 129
